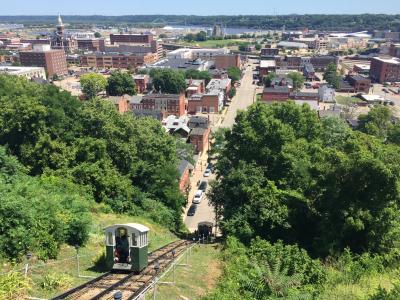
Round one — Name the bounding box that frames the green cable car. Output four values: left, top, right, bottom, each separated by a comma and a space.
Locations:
104, 223, 149, 272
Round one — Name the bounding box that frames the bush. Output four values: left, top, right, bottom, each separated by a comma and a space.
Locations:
39, 272, 73, 291
0, 272, 31, 299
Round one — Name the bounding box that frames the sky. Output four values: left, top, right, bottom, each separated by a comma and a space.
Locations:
1, 0, 400, 15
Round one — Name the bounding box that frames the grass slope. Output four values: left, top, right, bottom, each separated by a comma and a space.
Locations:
1, 211, 178, 299
146, 244, 221, 300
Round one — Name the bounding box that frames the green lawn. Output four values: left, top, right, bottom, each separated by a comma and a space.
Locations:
10, 212, 178, 299
336, 95, 361, 105
146, 244, 221, 300
179, 39, 244, 48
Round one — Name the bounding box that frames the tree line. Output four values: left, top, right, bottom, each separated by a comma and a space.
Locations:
0, 74, 187, 260
207, 102, 400, 298
2, 15, 400, 31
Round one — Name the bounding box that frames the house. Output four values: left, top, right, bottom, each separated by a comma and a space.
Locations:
178, 160, 194, 194
185, 79, 205, 97
188, 116, 209, 129
318, 85, 336, 103
130, 93, 186, 118
187, 78, 231, 114
161, 115, 190, 138
108, 95, 131, 113
259, 60, 277, 78
189, 127, 211, 153
133, 74, 150, 94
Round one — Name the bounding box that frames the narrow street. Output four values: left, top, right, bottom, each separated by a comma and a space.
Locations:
184, 59, 259, 232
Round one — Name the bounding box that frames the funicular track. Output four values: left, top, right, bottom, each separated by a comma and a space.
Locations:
52, 240, 190, 300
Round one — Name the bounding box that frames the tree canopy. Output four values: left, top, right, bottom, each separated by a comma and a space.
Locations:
227, 66, 241, 82
106, 71, 137, 96
0, 75, 185, 236
150, 69, 186, 94
210, 102, 400, 257
80, 73, 107, 99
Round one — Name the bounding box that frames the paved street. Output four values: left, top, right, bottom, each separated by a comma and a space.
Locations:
184, 60, 258, 232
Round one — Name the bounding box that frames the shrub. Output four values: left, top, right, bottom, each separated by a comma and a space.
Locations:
0, 271, 31, 299
39, 272, 73, 291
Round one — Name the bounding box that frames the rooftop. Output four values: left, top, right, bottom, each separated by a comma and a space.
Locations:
260, 60, 276, 68
373, 57, 400, 64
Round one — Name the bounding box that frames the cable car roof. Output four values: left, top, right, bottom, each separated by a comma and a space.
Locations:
104, 223, 150, 233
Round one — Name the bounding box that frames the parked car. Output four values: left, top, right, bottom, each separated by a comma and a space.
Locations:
187, 204, 198, 216
193, 190, 204, 204
199, 181, 208, 192
204, 169, 211, 177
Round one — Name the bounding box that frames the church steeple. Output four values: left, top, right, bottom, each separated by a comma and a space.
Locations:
57, 13, 63, 27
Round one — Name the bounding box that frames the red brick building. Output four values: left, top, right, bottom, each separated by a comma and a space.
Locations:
370, 57, 400, 83
185, 79, 205, 97
189, 127, 211, 153
178, 160, 193, 194
19, 45, 67, 77
132, 93, 186, 117
133, 74, 150, 94
214, 54, 241, 69
77, 39, 105, 52
345, 75, 371, 93
110, 33, 154, 44
187, 94, 220, 114
108, 96, 131, 113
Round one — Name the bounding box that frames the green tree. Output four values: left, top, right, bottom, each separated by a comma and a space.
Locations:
106, 71, 137, 96
263, 72, 276, 87
94, 32, 102, 38
358, 105, 393, 139
80, 73, 107, 99
150, 69, 186, 94
229, 87, 236, 99
227, 66, 241, 82
184, 69, 212, 85
323, 63, 341, 89
287, 72, 305, 91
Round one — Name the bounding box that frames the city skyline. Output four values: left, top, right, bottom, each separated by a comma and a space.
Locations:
1, 0, 400, 15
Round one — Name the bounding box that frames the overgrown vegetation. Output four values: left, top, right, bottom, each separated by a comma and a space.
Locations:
207, 102, 400, 298
0, 75, 186, 264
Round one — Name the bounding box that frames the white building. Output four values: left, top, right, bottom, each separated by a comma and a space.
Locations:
166, 48, 230, 60
0, 66, 47, 80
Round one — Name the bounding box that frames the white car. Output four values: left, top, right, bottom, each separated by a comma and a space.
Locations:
193, 190, 203, 204
204, 169, 211, 177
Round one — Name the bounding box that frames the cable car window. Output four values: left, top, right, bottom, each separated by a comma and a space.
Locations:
107, 232, 114, 246
132, 233, 137, 246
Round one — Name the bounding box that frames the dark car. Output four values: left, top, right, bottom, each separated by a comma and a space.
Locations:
199, 181, 208, 192
187, 204, 198, 216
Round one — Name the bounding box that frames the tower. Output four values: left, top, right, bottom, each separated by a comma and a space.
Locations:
52, 14, 65, 50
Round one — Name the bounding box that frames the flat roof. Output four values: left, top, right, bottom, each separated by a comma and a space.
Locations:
260, 60, 276, 68
374, 57, 400, 65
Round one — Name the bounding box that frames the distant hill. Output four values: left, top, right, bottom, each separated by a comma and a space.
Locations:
0, 14, 399, 31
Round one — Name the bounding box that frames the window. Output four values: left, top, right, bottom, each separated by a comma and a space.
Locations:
132, 233, 137, 246
106, 232, 114, 246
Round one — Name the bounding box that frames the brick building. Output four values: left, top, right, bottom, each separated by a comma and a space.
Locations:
261, 48, 279, 57
345, 75, 371, 93
77, 39, 105, 52
108, 96, 131, 113
214, 54, 241, 69
259, 60, 277, 77
178, 160, 193, 194
189, 127, 211, 153
133, 74, 150, 94
19, 44, 67, 77
131, 93, 186, 117
110, 33, 154, 44
370, 57, 400, 83
81, 52, 158, 69
185, 79, 205, 97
